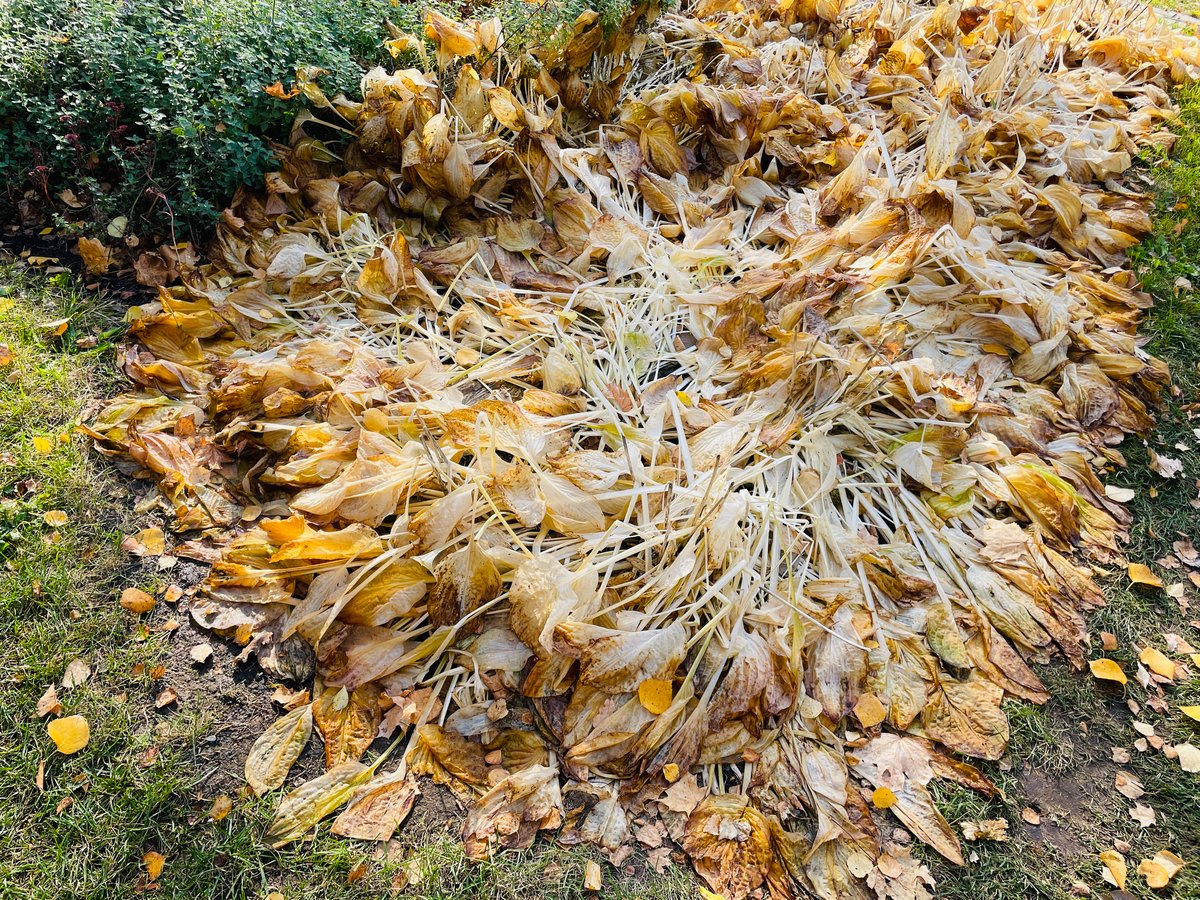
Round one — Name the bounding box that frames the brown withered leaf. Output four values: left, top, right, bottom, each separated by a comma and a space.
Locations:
331, 772, 419, 842
428, 541, 500, 628
406, 724, 490, 788
462, 765, 563, 859
682, 795, 782, 900
313, 685, 381, 769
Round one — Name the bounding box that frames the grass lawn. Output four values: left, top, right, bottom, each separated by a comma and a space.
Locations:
2, 83, 1200, 900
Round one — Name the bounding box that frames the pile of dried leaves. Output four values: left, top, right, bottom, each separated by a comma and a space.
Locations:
84, 0, 1200, 896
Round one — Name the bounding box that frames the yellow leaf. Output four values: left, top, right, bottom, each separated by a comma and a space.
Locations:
362, 408, 389, 432
1137, 850, 1185, 888
663, 762, 680, 783
638, 678, 673, 715
1099, 849, 1127, 890
583, 859, 602, 891
1128, 563, 1163, 589
33, 436, 54, 455
1089, 658, 1128, 686
119, 587, 156, 614
1180, 706, 1200, 722
853, 692, 887, 729
245, 704, 314, 795
1139, 647, 1177, 680
43, 510, 68, 527
77, 237, 113, 275
143, 850, 165, 882
872, 786, 898, 809
47, 715, 90, 754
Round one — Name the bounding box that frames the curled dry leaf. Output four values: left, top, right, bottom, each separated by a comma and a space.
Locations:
1100, 849, 1128, 890
1137, 850, 1185, 888
462, 765, 563, 859
119, 588, 155, 614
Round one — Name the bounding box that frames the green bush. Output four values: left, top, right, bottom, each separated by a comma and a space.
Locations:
0, 0, 641, 239
0, 0, 399, 235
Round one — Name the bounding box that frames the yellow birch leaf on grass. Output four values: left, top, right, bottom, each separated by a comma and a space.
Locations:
1089, 658, 1127, 686
638, 678, 673, 714
47, 715, 89, 754
143, 851, 165, 882
1099, 849, 1127, 889
1139, 647, 1177, 680
1180, 706, 1200, 722
1128, 563, 1162, 588
33, 436, 54, 455
1137, 850, 1185, 888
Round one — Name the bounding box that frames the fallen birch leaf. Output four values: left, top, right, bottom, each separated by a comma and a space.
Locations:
1175, 743, 1200, 773
1089, 658, 1128, 685
47, 715, 89, 754
1137, 850, 1185, 888
1139, 647, 1177, 679
143, 850, 165, 882
1100, 849, 1128, 889
1128, 563, 1163, 589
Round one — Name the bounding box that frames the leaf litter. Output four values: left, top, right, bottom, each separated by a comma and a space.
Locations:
83, 0, 1200, 896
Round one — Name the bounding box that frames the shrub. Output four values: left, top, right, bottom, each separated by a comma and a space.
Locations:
0, 0, 639, 239
0, 0, 399, 236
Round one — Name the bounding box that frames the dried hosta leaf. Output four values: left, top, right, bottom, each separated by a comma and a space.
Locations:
313, 685, 381, 769
245, 704, 313, 795
80, 0, 1200, 893
462, 765, 563, 859
428, 542, 500, 627
555, 622, 685, 693
922, 677, 1009, 760
406, 724, 490, 788
331, 772, 419, 841
925, 103, 964, 179
682, 795, 781, 900
265, 761, 372, 848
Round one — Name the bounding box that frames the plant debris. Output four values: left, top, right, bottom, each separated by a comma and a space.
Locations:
84, 0, 1200, 896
